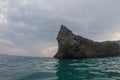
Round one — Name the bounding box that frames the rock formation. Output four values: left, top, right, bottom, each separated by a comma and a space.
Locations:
54, 25, 120, 59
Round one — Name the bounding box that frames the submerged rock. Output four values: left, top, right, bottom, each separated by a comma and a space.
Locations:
54, 25, 120, 59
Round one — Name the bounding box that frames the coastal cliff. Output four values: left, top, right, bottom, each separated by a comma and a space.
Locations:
54, 25, 120, 59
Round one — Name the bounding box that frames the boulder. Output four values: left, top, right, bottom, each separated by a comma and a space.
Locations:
54, 25, 120, 59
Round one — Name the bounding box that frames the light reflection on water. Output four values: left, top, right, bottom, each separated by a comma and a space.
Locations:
0, 54, 120, 80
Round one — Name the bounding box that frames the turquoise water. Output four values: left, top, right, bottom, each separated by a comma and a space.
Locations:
0, 54, 120, 80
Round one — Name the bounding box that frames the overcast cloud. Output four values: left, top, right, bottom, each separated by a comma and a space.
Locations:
0, 0, 120, 57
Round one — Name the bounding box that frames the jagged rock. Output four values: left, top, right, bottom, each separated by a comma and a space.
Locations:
54, 25, 120, 59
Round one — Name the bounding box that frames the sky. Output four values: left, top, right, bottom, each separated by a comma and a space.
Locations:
1, 0, 120, 57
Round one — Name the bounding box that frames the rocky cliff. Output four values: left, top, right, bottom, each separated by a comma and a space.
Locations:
54, 25, 120, 59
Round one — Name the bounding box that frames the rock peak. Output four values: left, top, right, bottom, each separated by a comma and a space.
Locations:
57, 25, 74, 42
59, 25, 72, 34
54, 25, 120, 59
60, 25, 69, 30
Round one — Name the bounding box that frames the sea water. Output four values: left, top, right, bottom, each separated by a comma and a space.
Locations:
0, 54, 120, 80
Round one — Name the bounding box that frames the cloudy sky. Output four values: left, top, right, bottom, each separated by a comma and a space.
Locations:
1, 0, 120, 57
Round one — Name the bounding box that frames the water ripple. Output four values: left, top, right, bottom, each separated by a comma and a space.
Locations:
0, 55, 120, 80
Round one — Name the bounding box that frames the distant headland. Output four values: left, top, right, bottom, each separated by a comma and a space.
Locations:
54, 25, 120, 59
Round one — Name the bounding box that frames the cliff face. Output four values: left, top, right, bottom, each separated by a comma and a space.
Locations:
54, 25, 120, 59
